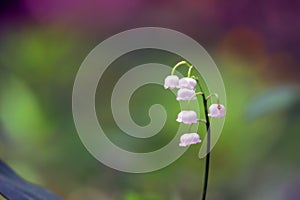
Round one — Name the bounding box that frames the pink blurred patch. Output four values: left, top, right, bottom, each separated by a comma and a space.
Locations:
24, 0, 142, 31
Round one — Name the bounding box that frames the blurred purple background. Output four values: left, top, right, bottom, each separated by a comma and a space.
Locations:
0, 0, 299, 199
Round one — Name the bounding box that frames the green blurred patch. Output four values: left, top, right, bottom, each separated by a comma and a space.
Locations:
124, 191, 165, 200
246, 86, 299, 120
8, 160, 42, 184
0, 77, 51, 145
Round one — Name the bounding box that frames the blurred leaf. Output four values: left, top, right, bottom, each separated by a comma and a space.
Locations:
0, 77, 50, 144
0, 160, 62, 200
246, 86, 299, 120
8, 161, 42, 185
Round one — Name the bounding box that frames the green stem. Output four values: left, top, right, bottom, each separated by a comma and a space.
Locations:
188, 124, 193, 132
197, 82, 211, 200
187, 65, 193, 78
188, 92, 204, 103
206, 93, 220, 104
171, 61, 193, 78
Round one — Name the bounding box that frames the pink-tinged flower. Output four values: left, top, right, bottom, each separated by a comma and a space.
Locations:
164, 75, 179, 89
179, 133, 201, 147
208, 104, 226, 118
179, 77, 197, 89
176, 111, 198, 124
176, 88, 196, 101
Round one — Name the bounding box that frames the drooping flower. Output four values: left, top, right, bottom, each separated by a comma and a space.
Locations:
164, 75, 179, 89
176, 88, 196, 101
208, 104, 226, 118
179, 133, 201, 147
176, 110, 198, 124
179, 77, 197, 89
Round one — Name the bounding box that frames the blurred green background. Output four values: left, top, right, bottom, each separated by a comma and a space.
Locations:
0, 0, 299, 199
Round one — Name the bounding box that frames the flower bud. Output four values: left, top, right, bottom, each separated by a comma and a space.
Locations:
176, 88, 196, 101
179, 78, 197, 89
176, 110, 198, 124
164, 75, 179, 89
179, 133, 201, 147
208, 104, 226, 118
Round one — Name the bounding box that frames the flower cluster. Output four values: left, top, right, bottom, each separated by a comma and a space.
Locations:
164, 61, 226, 147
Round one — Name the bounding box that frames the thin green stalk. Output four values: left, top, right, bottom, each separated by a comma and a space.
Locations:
171, 61, 193, 77
206, 93, 220, 104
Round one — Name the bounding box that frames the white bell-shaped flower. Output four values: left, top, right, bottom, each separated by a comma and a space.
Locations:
208, 104, 226, 118
176, 110, 198, 124
179, 133, 201, 147
176, 88, 196, 101
164, 75, 179, 89
179, 78, 197, 89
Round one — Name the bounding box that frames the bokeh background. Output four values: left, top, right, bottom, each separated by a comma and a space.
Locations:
0, 0, 300, 199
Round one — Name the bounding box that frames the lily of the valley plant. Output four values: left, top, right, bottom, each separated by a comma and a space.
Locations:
164, 61, 226, 200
